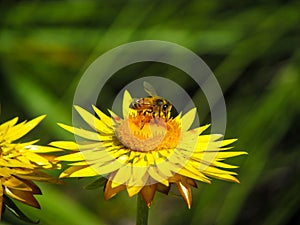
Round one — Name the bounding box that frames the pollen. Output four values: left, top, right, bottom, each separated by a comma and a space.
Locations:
115, 114, 181, 152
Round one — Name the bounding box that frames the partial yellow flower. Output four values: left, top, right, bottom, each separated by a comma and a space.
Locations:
53, 91, 246, 208
0, 115, 61, 219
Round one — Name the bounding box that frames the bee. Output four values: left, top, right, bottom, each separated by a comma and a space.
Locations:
129, 81, 172, 128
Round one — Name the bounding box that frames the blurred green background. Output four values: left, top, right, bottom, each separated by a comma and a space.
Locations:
1, 0, 300, 225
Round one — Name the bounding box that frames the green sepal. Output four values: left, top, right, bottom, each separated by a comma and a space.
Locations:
4, 195, 39, 224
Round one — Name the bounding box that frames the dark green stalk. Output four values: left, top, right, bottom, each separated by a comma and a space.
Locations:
136, 194, 149, 225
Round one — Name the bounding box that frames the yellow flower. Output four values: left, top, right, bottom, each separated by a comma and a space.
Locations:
53, 91, 246, 208
0, 115, 61, 219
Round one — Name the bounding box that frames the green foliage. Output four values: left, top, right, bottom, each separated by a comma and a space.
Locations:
84, 177, 107, 190
1, 0, 299, 224
4, 196, 39, 224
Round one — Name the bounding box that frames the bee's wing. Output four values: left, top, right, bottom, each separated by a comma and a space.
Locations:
143, 81, 158, 96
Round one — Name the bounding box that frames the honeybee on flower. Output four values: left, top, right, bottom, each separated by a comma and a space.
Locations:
129, 82, 172, 129
53, 83, 246, 208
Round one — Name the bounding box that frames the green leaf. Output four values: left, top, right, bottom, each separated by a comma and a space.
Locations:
84, 176, 107, 190
4, 195, 39, 224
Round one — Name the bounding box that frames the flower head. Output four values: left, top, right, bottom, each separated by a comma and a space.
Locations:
0, 115, 61, 219
53, 90, 246, 208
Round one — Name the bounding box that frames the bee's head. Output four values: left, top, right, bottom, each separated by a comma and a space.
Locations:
156, 99, 172, 113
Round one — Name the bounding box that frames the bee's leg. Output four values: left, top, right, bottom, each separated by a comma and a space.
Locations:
163, 111, 168, 120
140, 110, 149, 129
151, 111, 158, 125
140, 120, 145, 129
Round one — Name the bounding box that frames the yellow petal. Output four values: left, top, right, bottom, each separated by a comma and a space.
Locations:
56, 152, 85, 161
155, 149, 170, 158
96, 160, 124, 175
0, 117, 18, 131
57, 123, 102, 141
156, 161, 174, 177
84, 152, 111, 163
59, 166, 83, 178
146, 153, 155, 165
126, 151, 136, 162
74, 105, 113, 134
148, 167, 169, 186
12, 140, 39, 149
0, 158, 34, 169
110, 180, 122, 188
165, 151, 187, 168
26, 145, 63, 153
16, 156, 32, 166
216, 147, 234, 151
216, 151, 248, 159
126, 185, 143, 197
129, 171, 149, 187
133, 155, 148, 167
204, 172, 240, 183
49, 141, 79, 151
198, 124, 210, 134
197, 134, 223, 143
89, 149, 124, 163
112, 165, 132, 185
0, 186, 3, 218
108, 109, 121, 122
213, 161, 238, 169
220, 139, 237, 147
181, 108, 197, 131
122, 90, 133, 119
6, 115, 46, 141
92, 105, 112, 128
77, 142, 108, 150
177, 166, 211, 183
131, 166, 148, 183
64, 166, 98, 177
23, 152, 52, 166
202, 165, 237, 175
0, 168, 12, 177
69, 161, 90, 166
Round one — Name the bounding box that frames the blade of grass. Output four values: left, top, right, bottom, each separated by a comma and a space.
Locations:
214, 61, 300, 225
4, 72, 71, 139
27, 184, 106, 225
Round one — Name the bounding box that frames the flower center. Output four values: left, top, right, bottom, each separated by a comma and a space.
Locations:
115, 114, 181, 152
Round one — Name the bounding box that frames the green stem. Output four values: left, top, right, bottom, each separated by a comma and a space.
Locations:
136, 194, 149, 225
